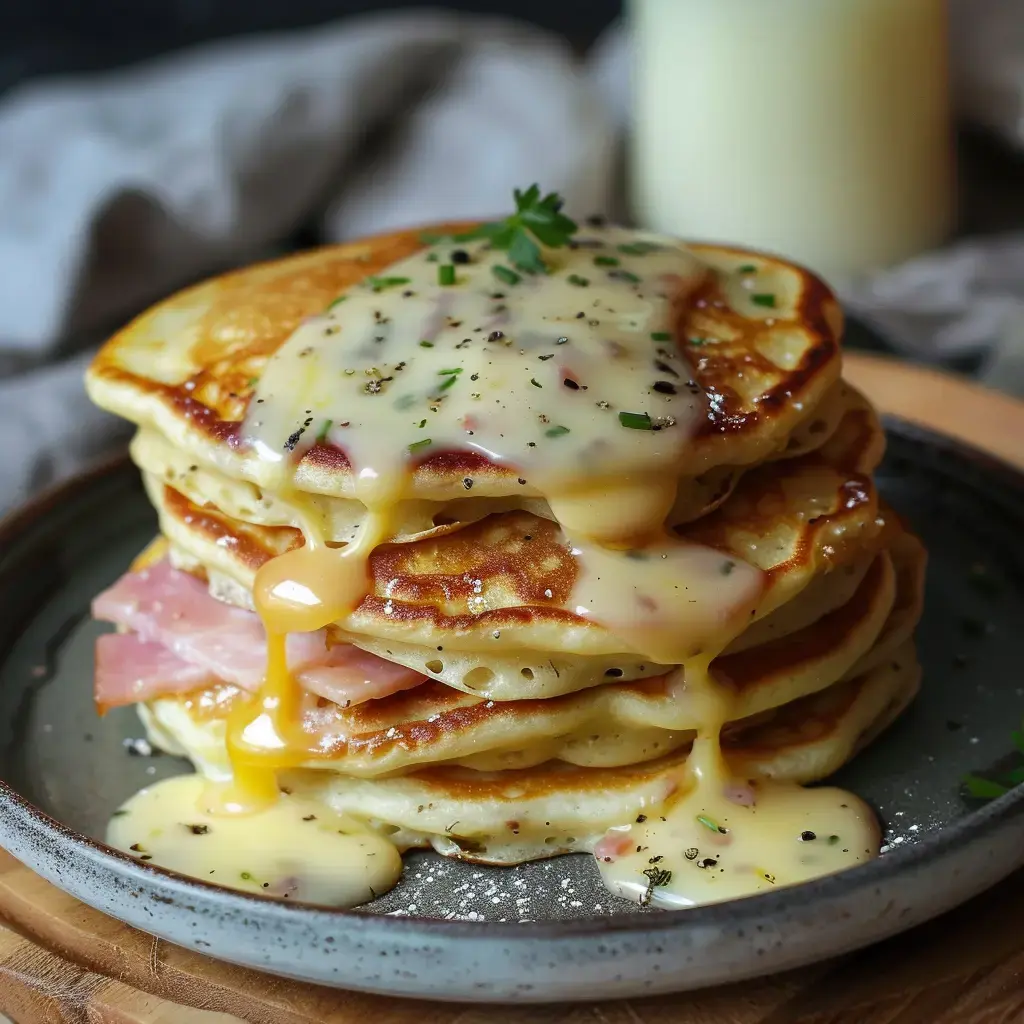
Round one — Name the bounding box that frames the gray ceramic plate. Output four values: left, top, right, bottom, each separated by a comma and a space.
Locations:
0, 418, 1023, 1002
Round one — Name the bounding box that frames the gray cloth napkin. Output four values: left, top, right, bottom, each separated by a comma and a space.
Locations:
2, 5, 1023, 514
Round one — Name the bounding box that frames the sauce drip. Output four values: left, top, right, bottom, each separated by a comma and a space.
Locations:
107, 774, 403, 907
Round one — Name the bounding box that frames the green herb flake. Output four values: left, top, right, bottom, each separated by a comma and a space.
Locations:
738, 264, 757, 274
240, 871, 254, 881
689, 337, 708, 346
617, 241, 663, 255
417, 419, 427, 429
752, 293, 777, 308
611, 269, 641, 284
618, 410, 652, 430
419, 340, 434, 348
408, 438, 432, 454
567, 274, 590, 287
650, 331, 671, 341
492, 265, 521, 286
315, 419, 333, 443
110, 809, 130, 818
438, 367, 463, 376
326, 296, 347, 310
963, 774, 1010, 800
545, 425, 570, 438
530, 378, 543, 388
438, 264, 456, 286
453, 184, 577, 274
437, 374, 458, 391
594, 255, 619, 267
827, 834, 840, 846
366, 276, 411, 293
696, 814, 723, 833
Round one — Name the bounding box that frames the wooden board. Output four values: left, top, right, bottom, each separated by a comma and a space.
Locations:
1, 352, 1023, 1024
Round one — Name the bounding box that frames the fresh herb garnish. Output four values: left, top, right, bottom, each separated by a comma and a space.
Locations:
738, 264, 757, 273
110, 809, 129, 818
438, 264, 456, 286
438, 367, 463, 375
492, 265, 522, 286
315, 420, 332, 443
366, 276, 411, 292
453, 185, 577, 274
618, 242, 663, 255
567, 274, 589, 287
545, 425, 570, 438
530, 378, 543, 388
961, 720, 1024, 800
327, 296, 347, 310
696, 814, 727, 834
417, 419, 427, 428
619, 411, 653, 430
609, 269, 641, 284
437, 374, 458, 391
650, 331, 671, 341
752, 293, 777, 308
240, 871, 253, 881
408, 438, 432, 454
594, 255, 619, 267
419, 340, 434, 348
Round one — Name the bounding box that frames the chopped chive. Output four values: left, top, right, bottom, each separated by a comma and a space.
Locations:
609, 270, 640, 283
530, 378, 542, 388
567, 274, 590, 287
545, 425, 570, 438
738, 264, 757, 273
617, 242, 663, 255
110, 809, 130, 818
438, 264, 456, 286
417, 418, 427, 428
963, 774, 1010, 799
327, 296, 347, 310
247, 377, 259, 387
367, 276, 411, 292
438, 374, 458, 391
437, 367, 463, 375
650, 331, 671, 341
619, 410, 652, 430
408, 438, 432, 454
492, 265, 521, 286
594, 255, 619, 267
696, 814, 721, 833
419, 340, 434, 348
316, 419, 332, 442
752, 293, 776, 308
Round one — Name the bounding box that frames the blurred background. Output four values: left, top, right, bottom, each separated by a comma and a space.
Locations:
1, 0, 1023, 510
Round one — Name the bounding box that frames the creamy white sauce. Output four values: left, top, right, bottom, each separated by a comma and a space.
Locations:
596, 776, 878, 909
107, 774, 402, 906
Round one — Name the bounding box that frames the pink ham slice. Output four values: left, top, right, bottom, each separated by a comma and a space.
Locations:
95, 633, 218, 708
92, 561, 424, 708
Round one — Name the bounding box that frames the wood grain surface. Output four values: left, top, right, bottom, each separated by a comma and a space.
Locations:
1, 352, 1023, 1024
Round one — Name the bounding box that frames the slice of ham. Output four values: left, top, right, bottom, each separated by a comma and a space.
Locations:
95, 633, 218, 708
92, 561, 424, 708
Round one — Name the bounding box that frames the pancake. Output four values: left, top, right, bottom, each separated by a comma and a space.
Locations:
137, 648, 917, 867
86, 226, 843, 508
137, 398, 890, 701
139, 534, 920, 782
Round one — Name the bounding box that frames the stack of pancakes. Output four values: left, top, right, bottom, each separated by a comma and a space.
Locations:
86, 223, 924, 870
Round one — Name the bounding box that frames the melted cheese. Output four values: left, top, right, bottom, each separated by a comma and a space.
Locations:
596, 776, 877, 908
107, 773, 402, 906
111, 223, 885, 911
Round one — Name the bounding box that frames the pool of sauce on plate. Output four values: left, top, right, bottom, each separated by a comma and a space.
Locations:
107, 224, 881, 909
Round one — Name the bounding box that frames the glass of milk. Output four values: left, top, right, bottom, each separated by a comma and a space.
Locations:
629, 0, 954, 277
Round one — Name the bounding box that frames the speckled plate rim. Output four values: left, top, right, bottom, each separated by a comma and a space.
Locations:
0, 420, 1023, 1002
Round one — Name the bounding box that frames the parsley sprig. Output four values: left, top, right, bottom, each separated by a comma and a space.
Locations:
962, 720, 1024, 800
452, 185, 577, 275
